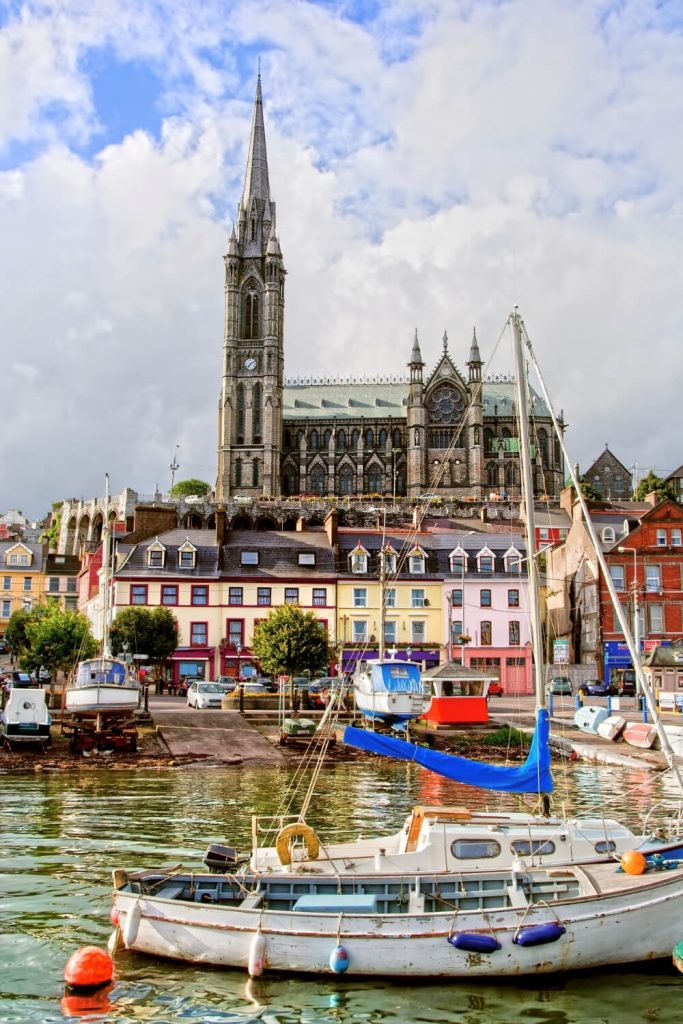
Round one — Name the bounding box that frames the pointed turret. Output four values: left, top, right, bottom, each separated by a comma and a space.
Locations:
409, 328, 424, 375
467, 326, 482, 382
242, 73, 271, 208
226, 223, 238, 257
266, 223, 281, 257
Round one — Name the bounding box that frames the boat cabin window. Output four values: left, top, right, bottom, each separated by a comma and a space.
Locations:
594, 840, 617, 854
451, 839, 502, 859
511, 839, 556, 857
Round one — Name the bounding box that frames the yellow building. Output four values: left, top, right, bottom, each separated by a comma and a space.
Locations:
0, 540, 47, 635
337, 534, 443, 674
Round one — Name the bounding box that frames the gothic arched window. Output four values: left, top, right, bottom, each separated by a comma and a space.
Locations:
283, 430, 292, 449
283, 469, 297, 495
484, 428, 494, 452
236, 384, 245, 442
392, 428, 402, 449
337, 428, 346, 451
365, 428, 374, 449
367, 466, 382, 493
252, 383, 262, 441
378, 429, 387, 451
487, 462, 498, 487
338, 465, 354, 494
243, 285, 260, 340
324, 429, 332, 449
252, 458, 259, 486
310, 464, 325, 494
538, 428, 549, 469
351, 429, 360, 449
235, 458, 242, 487
309, 429, 318, 450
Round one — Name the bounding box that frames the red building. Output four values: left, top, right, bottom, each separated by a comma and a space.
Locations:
601, 499, 683, 680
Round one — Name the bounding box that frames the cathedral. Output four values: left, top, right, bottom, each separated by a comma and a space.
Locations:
216, 79, 564, 504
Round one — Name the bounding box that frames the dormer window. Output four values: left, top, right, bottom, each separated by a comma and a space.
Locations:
178, 541, 197, 569
601, 527, 615, 544
477, 548, 495, 574
298, 552, 316, 566
6, 544, 32, 567
504, 547, 522, 574
241, 551, 258, 566
408, 546, 427, 574
350, 544, 369, 574
147, 540, 166, 569
381, 546, 397, 575
449, 547, 467, 573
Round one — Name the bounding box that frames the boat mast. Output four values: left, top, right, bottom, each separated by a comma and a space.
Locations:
520, 319, 683, 793
510, 309, 546, 712
102, 474, 112, 658
378, 510, 386, 662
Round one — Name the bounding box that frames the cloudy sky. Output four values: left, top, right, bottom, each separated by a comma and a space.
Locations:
1, 0, 682, 519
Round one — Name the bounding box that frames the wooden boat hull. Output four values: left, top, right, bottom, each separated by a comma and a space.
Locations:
597, 716, 627, 741
112, 863, 683, 977
623, 723, 658, 749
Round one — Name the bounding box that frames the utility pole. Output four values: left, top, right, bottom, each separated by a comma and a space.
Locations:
169, 445, 180, 493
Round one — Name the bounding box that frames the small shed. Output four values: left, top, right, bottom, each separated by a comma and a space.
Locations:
642, 645, 683, 712
422, 662, 498, 725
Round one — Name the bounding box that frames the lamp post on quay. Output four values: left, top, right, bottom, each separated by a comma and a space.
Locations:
457, 531, 475, 665
617, 546, 640, 654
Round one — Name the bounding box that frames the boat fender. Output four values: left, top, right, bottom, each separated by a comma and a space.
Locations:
275, 822, 321, 866
329, 944, 350, 973
514, 923, 566, 947
122, 899, 142, 948
248, 931, 266, 977
107, 927, 123, 956
448, 932, 501, 954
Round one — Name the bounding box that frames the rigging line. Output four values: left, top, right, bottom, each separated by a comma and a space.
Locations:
520, 315, 683, 798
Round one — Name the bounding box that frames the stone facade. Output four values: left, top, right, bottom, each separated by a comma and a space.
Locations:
216, 78, 565, 504
582, 446, 633, 500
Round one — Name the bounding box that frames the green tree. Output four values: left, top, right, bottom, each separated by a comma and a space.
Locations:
635, 470, 676, 503
110, 607, 178, 672
251, 605, 334, 678
5, 608, 34, 662
171, 478, 211, 498
39, 502, 63, 550
24, 605, 98, 676
565, 478, 601, 501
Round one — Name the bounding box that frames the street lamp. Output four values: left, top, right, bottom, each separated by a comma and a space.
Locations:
617, 546, 640, 653
457, 531, 475, 665
235, 640, 243, 681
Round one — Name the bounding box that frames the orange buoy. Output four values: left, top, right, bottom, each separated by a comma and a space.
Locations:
620, 850, 647, 876
110, 906, 119, 927
64, 946, 114, 990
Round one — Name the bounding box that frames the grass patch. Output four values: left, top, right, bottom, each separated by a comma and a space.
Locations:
480, 726, 530, 749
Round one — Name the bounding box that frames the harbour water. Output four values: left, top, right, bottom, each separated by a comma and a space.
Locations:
1, 759, 682, 1023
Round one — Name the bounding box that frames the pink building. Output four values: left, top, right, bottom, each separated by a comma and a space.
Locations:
439, 536, 533, 695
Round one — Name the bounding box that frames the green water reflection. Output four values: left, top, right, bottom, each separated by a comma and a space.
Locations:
0, 760, 681, 1023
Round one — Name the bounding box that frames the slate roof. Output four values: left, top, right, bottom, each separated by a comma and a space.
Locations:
0, 540, 45, 571
282, 381, 550, 421
336, 529, 527, 579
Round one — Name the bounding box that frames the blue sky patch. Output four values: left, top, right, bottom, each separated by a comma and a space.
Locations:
78, 47, 164, 156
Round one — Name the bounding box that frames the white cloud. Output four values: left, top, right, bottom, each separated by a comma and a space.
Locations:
1, 0, 683, 516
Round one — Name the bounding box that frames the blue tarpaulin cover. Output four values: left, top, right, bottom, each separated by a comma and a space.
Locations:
342, 708, 553, 794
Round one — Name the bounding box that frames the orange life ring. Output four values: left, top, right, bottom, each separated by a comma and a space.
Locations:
275, 823, 321, 865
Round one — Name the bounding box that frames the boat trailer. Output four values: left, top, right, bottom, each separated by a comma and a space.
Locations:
61, 711, 138, 755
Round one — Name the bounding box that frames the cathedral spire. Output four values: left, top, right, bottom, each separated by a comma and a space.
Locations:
409, 328, 424, 367
242, 74, 271, 209
467, 326, 482, 382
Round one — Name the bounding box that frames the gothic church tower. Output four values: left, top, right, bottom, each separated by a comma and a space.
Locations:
217, 76, 285, 499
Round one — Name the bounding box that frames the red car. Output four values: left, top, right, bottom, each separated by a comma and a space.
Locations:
487, 681, 504, 698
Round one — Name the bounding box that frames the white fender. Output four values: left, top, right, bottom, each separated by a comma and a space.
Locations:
107, 926, 123, 955
248, 931, 266, 977
122, 899, 142, 948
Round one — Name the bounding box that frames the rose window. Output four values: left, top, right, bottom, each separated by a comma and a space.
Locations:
427, 385, 464, 424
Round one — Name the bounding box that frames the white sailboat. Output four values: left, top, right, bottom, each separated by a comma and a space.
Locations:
353, 536, 432, 729
65, 475, 139, 715
110, 310, 683, 977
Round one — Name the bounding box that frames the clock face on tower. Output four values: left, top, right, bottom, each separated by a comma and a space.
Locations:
244, 357, 257, 371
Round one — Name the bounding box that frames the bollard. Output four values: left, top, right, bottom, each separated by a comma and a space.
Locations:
607, 695, 612, 716
239, 683, 244, 713
575, 690, 584, 710
641, 695, 648, 724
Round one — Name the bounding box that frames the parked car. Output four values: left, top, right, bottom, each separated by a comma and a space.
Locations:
211, 676, 237, 693
240, 681, 268, 695
583, 679, 610, 697
187, 680, 225, 709
611, 670, 637, 697
487, 681, 504, 698
546, 676, 572, 696
0, 639, 8, 654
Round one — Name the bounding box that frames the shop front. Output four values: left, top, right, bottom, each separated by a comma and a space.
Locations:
171, 647, 215, 691
341, 646, 441, 676
463, 643, 533, 695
